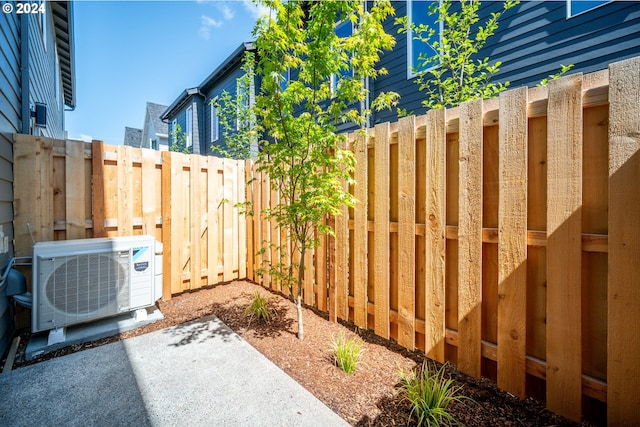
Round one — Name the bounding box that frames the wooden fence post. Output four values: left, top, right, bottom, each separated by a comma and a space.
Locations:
607, 56, 640, 426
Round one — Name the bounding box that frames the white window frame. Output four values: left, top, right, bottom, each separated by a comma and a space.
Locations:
331, 20, 355, 96
407, 0, 443, 79
236, 74, 254, 131
210, 99, 219, 143
186, 106, 193, 148
40, 0, 47, 52
566, 0, 612, 19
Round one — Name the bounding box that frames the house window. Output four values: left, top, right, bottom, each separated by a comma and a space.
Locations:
210, 100, 219, 143
331, 20, 354, 95
39, 0, 47, 52
186, 106, 193, 149
567, 0, 611, 18
279, 68, 291, 92
236, 74, 253, 130
407, 0, 442, 78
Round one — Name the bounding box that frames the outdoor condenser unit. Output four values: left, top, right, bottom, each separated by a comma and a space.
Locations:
31, 235, 162, 334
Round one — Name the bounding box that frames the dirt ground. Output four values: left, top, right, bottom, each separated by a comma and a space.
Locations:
8, 280, 592, 426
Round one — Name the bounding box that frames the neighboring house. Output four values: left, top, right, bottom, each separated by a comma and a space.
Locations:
164, 1, 640, 140
372, 0, 640, 124
123, 127, 142, 148
162, 42, 257, 156
141, 102, 169, 151
0, 0, 75, 355
124, 103, 169, 151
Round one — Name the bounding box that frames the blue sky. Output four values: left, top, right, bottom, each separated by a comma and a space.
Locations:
65, 1, 267, 145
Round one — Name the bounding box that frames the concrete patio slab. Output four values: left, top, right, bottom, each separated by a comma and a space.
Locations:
0, 315, 349, 427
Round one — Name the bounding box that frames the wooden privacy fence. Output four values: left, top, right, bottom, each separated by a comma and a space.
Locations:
247, 57, 640, 425
13, 138, 247, 298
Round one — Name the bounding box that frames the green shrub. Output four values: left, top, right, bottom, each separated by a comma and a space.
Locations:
244, 292, 276, 324
398, 361, 469, 427
331, 332, 364, 374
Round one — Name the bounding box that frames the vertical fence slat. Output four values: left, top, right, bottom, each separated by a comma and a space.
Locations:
457, 98, 483, 378
354, 131, 369, 328
65, 140, 85, 240
303, 245, 313, 305
259, 169, 270, 287
335, 137, 349, 321
238, 160, 247, 279
397, 116, 416, 350
374, 122, 391, 339
91, 141, 106, 238
317, 218, 328, 311
253, 162, 262, 283
608, 56, 640, 426
425, 108, 447, 362
546, 74, 583, 421
223, 159, 236, 282
208, 157, 220, 284
498, 87, 528, 398
270, 181, 280, 292
190, 155, 202, 289
40, 138, 54, 242
161, 151, 173, 299
117, 146, 133, 236
245, 161, 254, 280
141, 149, 157, 237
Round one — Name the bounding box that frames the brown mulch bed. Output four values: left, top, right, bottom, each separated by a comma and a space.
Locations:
7, 280, 592, 426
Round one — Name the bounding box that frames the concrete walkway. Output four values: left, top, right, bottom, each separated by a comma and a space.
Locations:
0, 316, 350, 427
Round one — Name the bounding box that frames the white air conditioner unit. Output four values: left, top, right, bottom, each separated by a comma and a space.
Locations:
32, 235, 162, 334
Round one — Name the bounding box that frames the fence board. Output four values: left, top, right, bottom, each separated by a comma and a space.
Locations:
160, 151, 174, 299
335, 138, 349, 321
607, 56, 640, 426
374, 122, 391, 339
238, 160, 247, 278
91, 141, 106, 238
223, 159, 236, 282
425, 108, 447, 362
190, 155, 202, 289
117, 146, 133, 236
546, 74, 583, 421
497, 87, 528, 398
354, 131, 368, 328
141, 149, 157, 237
65, 140, 86, 240
457, 98, 483, 377
397, 116, 416, 350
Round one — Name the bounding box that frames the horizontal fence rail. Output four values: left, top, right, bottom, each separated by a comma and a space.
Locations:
247, 58, 640, 425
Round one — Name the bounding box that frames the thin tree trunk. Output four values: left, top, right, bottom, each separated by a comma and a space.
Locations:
296, 243, 306, 340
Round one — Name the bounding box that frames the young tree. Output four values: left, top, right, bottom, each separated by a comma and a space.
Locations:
398, 0, 518, 109
252, 0, 399, 340
169, 123, 190, 153
211, 52, 258, 160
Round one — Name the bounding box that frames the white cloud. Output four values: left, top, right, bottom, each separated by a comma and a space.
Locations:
199, 15, 223, 40
242, 0, 271, 20
216, 3, 235, 21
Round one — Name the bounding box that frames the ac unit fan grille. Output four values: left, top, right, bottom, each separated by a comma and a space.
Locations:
45, 252, 129, 315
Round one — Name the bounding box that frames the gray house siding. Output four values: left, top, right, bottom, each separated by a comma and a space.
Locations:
372, 0, 640, 124
169, 98, 205, 154
0, 7, 19, 357
27, 10, 65, 138
0, 7, 19, 273
0, 2, 73, 356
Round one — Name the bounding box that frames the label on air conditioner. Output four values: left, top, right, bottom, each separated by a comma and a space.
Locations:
134, 261, 149, 272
